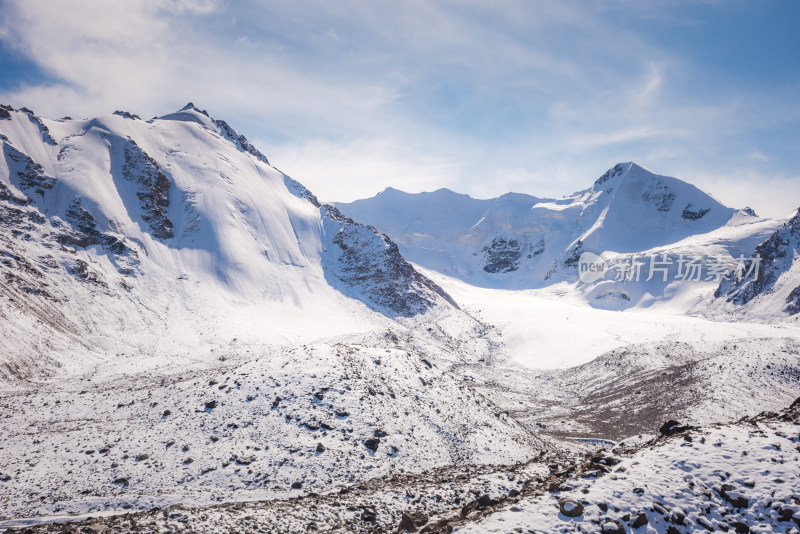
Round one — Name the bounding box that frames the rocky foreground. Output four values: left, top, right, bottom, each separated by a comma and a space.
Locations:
3, 400, 799, 533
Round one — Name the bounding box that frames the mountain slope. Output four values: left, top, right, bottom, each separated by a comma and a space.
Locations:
0, 103, 459, 379
713, 207, 800, 319
0, 104, 553, 523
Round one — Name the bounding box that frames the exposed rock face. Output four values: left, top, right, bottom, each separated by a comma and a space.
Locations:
283, 173, 320, 207
786, 285, 800, 315
682, 203, 710, 220
2, 139, 57, 198
641, 179, 675, 213
563, 240, 583, 268
321, 206, 458, 317
113, 110, 141, 120
214, 118, 270, 165
594, 162, 625, 186
482, 236, 521, 273
60, 198, 137, 265
119, 139, 174, 240
716, 208, 800, 313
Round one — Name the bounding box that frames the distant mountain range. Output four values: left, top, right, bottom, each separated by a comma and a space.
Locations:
338, 162, 799, 318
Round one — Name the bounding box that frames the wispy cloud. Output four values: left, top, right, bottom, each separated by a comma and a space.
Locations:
1, 0, 798, 216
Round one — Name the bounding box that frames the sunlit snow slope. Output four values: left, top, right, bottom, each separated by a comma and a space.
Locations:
0, 103, 456, 379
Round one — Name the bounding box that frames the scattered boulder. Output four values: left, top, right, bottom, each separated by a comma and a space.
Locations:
361, 507, 377, 523
204, 400, 218, 410
364, 438, 380, 452
291, 481, 303, 489
632, 512, 649, 528
476, 494, 499, 508
659, 420, 689, 436
719, 484, 748, 508
558, 498, 584, 518
398, 513, 418, 533
398, 511, 429, 532
316, 443, 325, 453
778, 507, 794, 522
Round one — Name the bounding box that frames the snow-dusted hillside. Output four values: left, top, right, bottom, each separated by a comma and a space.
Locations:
459, 399, 800, 534
0, 329, 543, 520
0, 103, 459, 380
0, 103, 557, 524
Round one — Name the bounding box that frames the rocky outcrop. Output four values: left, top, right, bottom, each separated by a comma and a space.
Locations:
58, 198, 137, 265
641, 179, 675, 213
716, 208, 800, 313
482, 236, 521, 273
119, 139, 174, 240
2, 139, 57, 198
594, 163, 625, 187
113, 110, 141, 120
283, 173, 320, 207
321, 206, 458, 317
681, 203, 710, 220
214, 118, 270, 165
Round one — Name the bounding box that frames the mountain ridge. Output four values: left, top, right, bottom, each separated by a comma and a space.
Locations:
0, 103, 464, 380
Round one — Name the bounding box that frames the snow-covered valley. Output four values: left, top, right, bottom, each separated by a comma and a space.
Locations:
1, 104, 799, 533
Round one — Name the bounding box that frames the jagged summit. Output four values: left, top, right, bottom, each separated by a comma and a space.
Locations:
179, 102, 210, 116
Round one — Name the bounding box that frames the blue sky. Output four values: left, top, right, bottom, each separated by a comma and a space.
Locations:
1, 0, 798, 216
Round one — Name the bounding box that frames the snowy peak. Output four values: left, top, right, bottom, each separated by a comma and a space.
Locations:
577, 161, 735, 253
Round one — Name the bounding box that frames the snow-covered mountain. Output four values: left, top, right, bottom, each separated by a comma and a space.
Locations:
0, 103, 461, 379
338, 163, 783, 311
0, 104, 554, 523
713, 208, 800, 319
